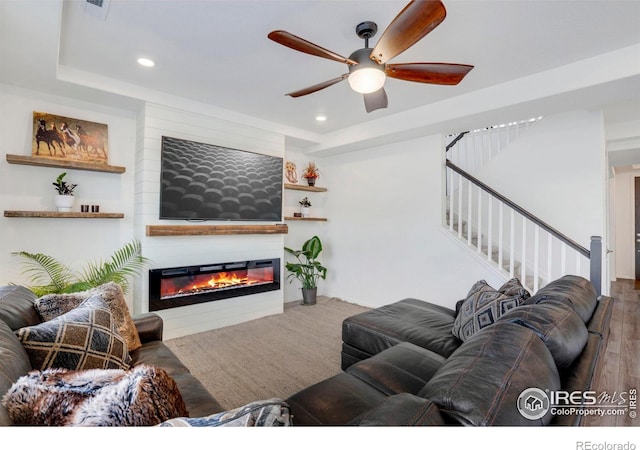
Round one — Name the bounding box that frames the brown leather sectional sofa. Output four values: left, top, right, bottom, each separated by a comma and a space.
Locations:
0, 275, 612, 426
0, 285, 224, 426
285, 275, 613, 425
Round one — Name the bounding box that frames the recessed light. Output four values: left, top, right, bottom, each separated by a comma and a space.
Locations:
315, 115, 327, 122
137, 58, 155, 67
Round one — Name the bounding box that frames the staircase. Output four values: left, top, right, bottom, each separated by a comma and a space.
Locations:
443, 119, 602, 294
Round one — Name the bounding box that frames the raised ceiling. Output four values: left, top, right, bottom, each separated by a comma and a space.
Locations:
2, 0, 640, 149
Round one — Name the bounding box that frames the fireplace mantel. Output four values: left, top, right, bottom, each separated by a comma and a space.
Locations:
146, 224, 288, 236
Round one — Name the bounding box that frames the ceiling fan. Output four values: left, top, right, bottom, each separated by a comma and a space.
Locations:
268, 0, 473, 113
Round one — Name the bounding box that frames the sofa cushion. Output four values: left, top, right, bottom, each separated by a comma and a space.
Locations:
0, 321, 32, 426
524, 275, 597, 323
1, 364, 187, 426
286, 372, 388, 425
342, 298, 461, 362
16, 295, 131, 371
0, 285, 41, 331
159, 398, 291, 427
346, 342, 446, 396
452, 279, 529, 341
421, 322, 561, 425
35, 282, 142, 351
498, 301, 588, 370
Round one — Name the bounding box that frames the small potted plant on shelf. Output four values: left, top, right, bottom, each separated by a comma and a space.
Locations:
299, 197, 311, 218
284, 235, 327, 305
52, 172, 77, 212
301, 161, 320, 186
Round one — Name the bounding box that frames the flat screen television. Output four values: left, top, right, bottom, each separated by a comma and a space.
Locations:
159, 136, 283, 221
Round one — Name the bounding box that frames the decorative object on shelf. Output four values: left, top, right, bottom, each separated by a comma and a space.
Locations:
284, 235, 327, 306
52, 172, 77, 212
12, 239, 149, 296
301, 161, 320, 186
81, 205, 89, 213
32, 112, 109, 164
299, 197, 312, 217
285, 161, 298, 184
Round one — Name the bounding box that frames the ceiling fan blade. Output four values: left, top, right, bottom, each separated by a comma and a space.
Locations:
286, 74, 349, 98
370, 0, 447, 65
385, 63, 474, 85
268, 30, 358, 65
364, 88, 388, 113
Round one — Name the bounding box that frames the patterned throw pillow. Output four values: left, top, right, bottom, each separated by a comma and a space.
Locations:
16, 295, 131, 371
452, 279, 529, 341
35, 282, 142, 351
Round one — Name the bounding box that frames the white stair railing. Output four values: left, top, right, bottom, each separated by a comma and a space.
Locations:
445, 160, 601, 294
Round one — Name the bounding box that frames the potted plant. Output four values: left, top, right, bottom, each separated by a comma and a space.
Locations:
12, 239, 149, 296
52, 172, 77, 212
284, 235, 327, 305
301, 161, 320, 186
299, 197, 311, 218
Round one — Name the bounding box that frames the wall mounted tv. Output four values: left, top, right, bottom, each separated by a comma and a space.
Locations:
159, 136, 283, 221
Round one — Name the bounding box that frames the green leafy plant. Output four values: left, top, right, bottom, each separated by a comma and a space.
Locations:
52, 172, 77, 195
12, 239, 149, 296
299, 197, 312, 207
284, 235, 327, 289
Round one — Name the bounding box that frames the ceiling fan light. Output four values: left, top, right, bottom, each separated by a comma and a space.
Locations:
348, 67, 386, 94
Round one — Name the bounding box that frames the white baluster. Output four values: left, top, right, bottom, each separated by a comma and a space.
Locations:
498, 202, 504, 268
449, 169, 455, 232
521, 218, 527, 283
509, 209, 515, 278
467, 181, 473, 245
487, 196, 493, 262
533, 225, 540, 292
477, 188, 482, 253
457, 175, 463, 239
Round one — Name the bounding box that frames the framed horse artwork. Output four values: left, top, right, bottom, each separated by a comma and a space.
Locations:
32, 112, 109, 165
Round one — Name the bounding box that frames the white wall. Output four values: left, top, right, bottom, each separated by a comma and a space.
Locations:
0, 83, 138, 307
320, 134, 506, 309
474, 110, 606, 248
134, 103, 286, 338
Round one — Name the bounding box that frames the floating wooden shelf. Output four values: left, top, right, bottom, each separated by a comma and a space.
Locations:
6, 154, 126, 174
284, 183, 327, 193
284, 216, 328, 222
4, 211, 124, 219
146, 224, 289, 236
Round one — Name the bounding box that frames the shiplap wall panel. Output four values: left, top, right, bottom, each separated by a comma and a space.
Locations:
133, 102, 285, 339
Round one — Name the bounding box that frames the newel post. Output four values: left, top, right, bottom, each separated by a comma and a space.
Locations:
589, 236, 602, 296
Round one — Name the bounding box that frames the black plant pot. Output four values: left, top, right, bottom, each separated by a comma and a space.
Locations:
306, 177, 316, 186
301, 287, 317, 305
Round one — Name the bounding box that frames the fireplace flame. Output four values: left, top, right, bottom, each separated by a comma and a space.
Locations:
160, 267, 274, 299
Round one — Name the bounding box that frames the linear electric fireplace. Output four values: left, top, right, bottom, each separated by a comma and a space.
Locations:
149, 258, 280, 311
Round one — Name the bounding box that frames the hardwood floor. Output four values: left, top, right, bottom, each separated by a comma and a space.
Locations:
583, 279, 639, 426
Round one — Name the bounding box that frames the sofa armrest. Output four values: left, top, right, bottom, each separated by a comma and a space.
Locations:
350, 393, 446, 426
133, 313, 163, 343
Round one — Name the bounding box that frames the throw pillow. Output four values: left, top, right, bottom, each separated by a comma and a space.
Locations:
1, 365, 188, 426
158, 399, 291, 427
16, 295, 132, 371
35, 282, 142, 351
452, 279, 528, 341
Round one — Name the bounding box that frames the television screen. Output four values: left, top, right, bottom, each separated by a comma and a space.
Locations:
159, 136, 283, 221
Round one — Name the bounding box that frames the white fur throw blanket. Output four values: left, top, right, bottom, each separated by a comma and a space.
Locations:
2, 365, 188, 426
